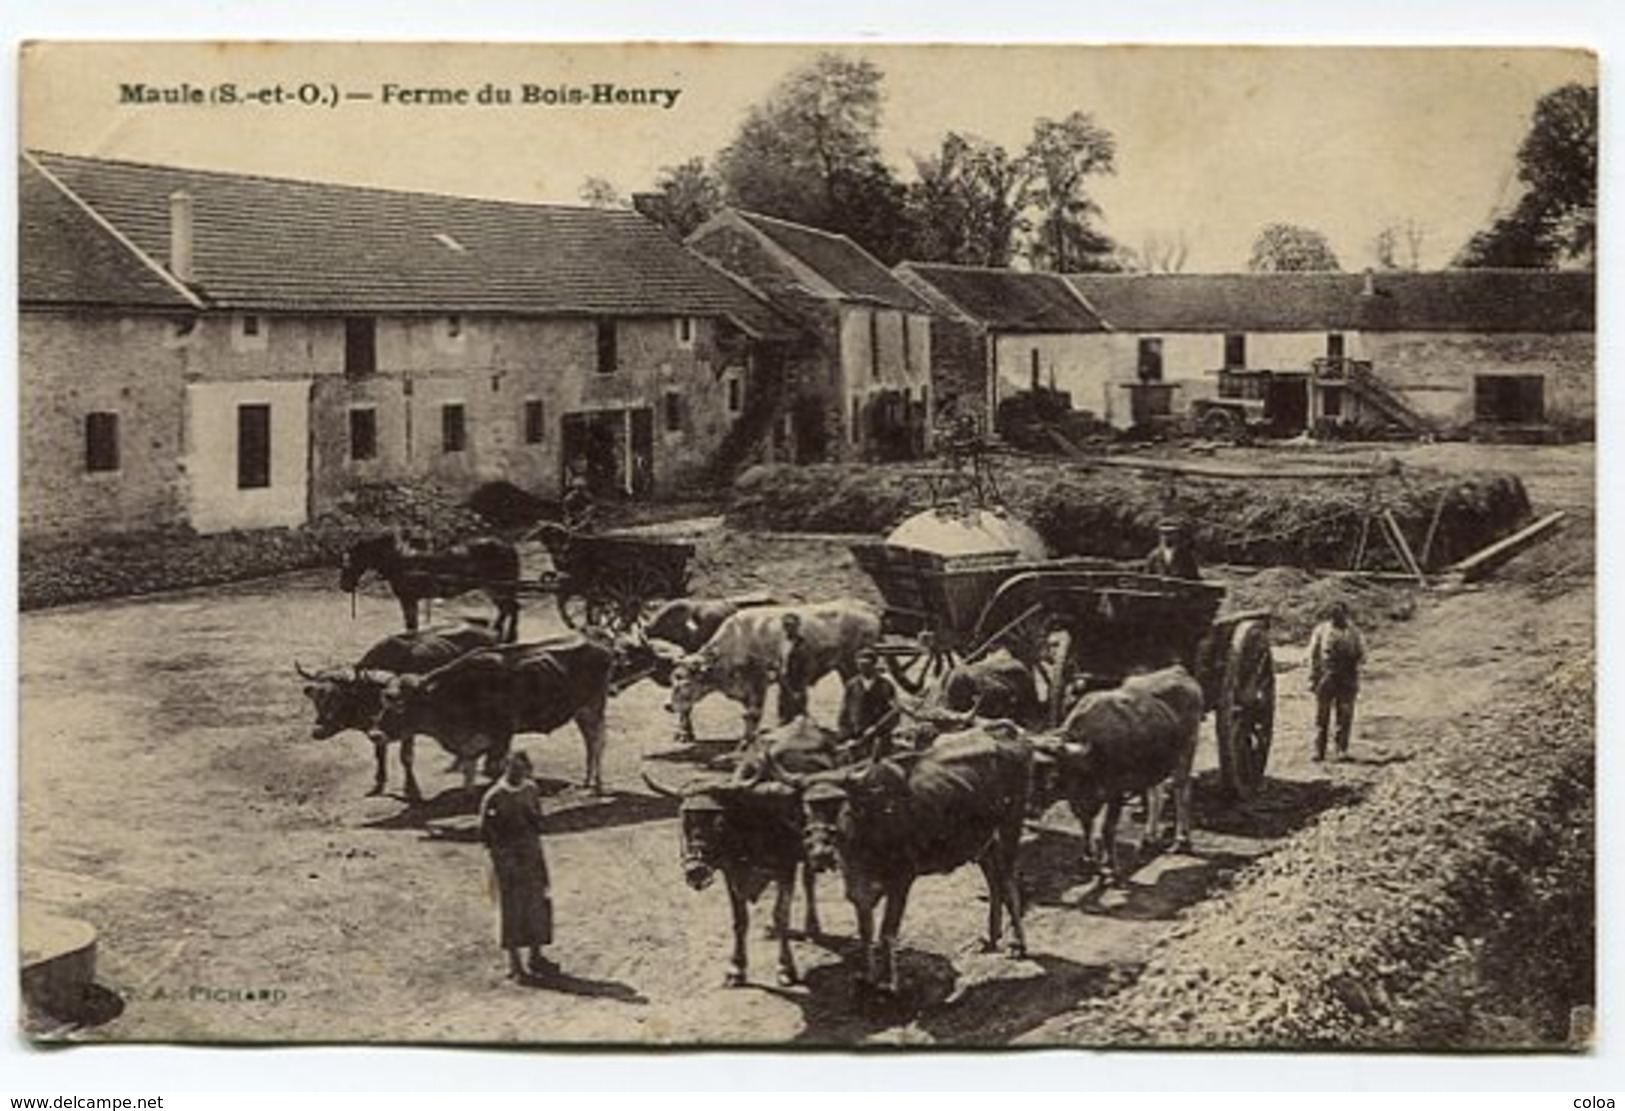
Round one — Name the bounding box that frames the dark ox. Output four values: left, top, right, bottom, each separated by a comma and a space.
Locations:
373, 634, 614, 795
297, 624, 500, 800
340, 534, 522, 642
1030, 665, 1204, 882
667, 600, 881, 746
781, 725, 1033, 994
643, 718, 839, 987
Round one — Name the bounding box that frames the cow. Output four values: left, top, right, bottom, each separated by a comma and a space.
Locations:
625, 596, 775, 741
666, 601, 881, 746
641, 717, 839, 988
775, 724, 1033, 994
933, 653, 1045, 728
1028, 665, 1204, 883
296, 623, 500, 800
372, 633, 615, 795
339, 534, 522, 642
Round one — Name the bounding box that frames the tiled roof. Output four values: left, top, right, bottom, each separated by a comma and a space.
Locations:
21, 156, 196, 309
24, 151, 790, 336
735, 210, 932, 313
1066, 271, 1594, 334
895, 263, 1108, 333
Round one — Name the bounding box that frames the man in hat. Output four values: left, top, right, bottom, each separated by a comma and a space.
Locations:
1307, 600, 1365, 762
840, 646, 898, 749
1145, 518, 1202, 579
771, 612, 816, 725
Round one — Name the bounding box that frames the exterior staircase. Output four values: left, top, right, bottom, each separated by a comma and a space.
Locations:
1314, 358, 1433, 436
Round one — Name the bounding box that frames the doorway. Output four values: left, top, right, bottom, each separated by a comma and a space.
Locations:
561, 407, 654, 498
1265, 374, 1310, 435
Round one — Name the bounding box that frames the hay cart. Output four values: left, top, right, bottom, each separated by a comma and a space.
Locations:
533, 528, 695, 635
850, 543, 1276, 798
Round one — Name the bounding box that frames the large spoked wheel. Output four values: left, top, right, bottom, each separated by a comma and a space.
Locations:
881, 635, 959, 695
1215, 618, 1275, 799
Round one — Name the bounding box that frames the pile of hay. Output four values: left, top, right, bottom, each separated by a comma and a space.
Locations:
729, 459, 1531, 572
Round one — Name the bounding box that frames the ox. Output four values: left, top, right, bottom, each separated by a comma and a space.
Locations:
628, 596, 774, 741
667, 601, 881, 746
778, 725, 1033, 994
642, 718, 838, 987
933, 654, 1045, 728
297, 624, 500, 800
373, 634, 614, 795
340, 534, 521, 642
1029, 665, 1204, 883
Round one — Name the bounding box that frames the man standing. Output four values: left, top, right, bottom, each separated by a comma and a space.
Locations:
1307, 601, 1366, 762
1145, 519, 1202, 579
839, 647, 898, 748
773, 612, 815, 725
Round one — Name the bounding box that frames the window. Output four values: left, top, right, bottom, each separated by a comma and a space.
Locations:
596, 319, 618, 374
1321, 386, 1344, 419
241, 315, 261, 338
675, 317, 695, 348
1137, 337, 1164, 383
442, 404, 467, 453
664, 389, 685, 433
1474, 375, 1545, 423
446, 315, 463, 339
869, 312, 881, 380
85, 412, 119, 473
523, 400, 545, 444
344, 318, 376, 378
726, 375, 743, 415
1224, 333, 1247, 370
349, 408, 377, 462
1326, 333, 1346, 360
1030, 348, 1042, 391
851, 395, 862, 444
237, 404, 271, 490
904, 319, 914, 372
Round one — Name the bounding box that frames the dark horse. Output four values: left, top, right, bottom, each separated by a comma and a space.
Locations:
339, 535, 521, 642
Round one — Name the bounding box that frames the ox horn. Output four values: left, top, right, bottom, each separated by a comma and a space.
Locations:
294, 660, 320, 681
640, 770, 681, 799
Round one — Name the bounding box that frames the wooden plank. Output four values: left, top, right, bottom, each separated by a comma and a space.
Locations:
1381, 509, 1428, 587
1446, 512, 1568, 583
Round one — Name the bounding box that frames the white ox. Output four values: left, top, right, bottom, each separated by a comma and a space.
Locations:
666, 600, 882, 745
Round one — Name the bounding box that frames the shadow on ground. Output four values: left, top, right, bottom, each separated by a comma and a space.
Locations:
361, 779, 677, 839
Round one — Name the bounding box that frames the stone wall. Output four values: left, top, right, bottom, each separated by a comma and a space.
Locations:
21, 311, 189, 541
1363, 331, 1594, 432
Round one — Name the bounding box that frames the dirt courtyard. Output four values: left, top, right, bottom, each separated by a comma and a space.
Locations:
18, 443, 1594, 1046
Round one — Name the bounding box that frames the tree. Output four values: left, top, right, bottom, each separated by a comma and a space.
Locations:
1248, 223, 1341, 272
1022, 111, 1118, 272
633, 157, 725, 239
578, 176, 627, 209
715, 52, 912, 262
906, 132, 1032, 266
1456, 82, 1596, 268
1139, 229, 1190, 274
1372, 219, 1424, 270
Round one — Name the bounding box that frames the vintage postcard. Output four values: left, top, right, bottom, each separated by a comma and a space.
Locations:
17, 41, 1596, 1049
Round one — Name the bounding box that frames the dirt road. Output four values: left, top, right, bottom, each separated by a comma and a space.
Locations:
20, 449, 1592, 1046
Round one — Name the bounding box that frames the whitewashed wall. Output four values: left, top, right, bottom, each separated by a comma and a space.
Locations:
184, 379, 310, 533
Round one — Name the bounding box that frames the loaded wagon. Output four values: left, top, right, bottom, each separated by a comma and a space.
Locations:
531, 524, 695, 635
851, 510, 1276, 798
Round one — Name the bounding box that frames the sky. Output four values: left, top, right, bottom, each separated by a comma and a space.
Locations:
20, 42, 1593, 272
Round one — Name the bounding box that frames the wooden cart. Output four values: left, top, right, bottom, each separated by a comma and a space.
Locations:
850, 542, 1276, 798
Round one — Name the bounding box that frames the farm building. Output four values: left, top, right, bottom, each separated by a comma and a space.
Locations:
20, 151, 793, 542
894, 263, 1114, 431
898, 264, 1594, 441
1065, 270, 1595, 438
686, 209, 935, 462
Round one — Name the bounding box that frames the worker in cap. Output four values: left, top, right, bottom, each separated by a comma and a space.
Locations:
1144, 517, 1202, 580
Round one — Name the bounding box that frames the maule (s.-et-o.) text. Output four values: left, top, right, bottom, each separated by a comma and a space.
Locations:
115, 81, 685, 110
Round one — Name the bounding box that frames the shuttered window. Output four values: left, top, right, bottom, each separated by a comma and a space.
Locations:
238, 404, 271, 489
85, 412, 119, 473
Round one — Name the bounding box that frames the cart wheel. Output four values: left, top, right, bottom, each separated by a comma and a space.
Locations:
883, 638, 959, 694
1216, 618, 1275, 799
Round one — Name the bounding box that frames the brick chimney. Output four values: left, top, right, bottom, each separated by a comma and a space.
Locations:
169, 190, 195, 283
1361, 267, 1376, 296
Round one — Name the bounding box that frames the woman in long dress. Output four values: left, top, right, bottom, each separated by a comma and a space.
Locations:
479, 751, 555, 980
